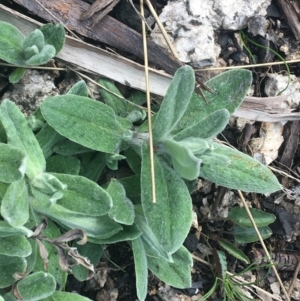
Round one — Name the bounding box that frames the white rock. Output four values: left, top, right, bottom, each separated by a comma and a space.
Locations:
151, 0, 271, 67
264, 73, 300, 107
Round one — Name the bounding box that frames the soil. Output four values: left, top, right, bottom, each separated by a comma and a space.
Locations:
1, 0, 300, 300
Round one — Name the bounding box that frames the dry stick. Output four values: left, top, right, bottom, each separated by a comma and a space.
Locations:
287, 255, 300, 296
196, 58, 300, 71
237, 190, 290, 301
269, 166, 300, 185
191, 254, 282, 301
32, 0, 82, 40
140, 0, 156, 203
144, 0, 179, 59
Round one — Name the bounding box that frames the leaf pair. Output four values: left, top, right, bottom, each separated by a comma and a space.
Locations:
0, 22, 65, 66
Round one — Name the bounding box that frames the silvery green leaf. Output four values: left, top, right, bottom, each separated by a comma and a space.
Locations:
228, 207, 276, 227
92, 224, 141, 244
124, 147, 141, 174
0, 235, 31, 257
152, 66, 195, 142
160, 138, 202, 181
172, 69, 252, 135
25, 239, 38, 274
22, 29, 44, 52
53, 140, 92, 155
118, 174, 141, 204
0, 99, 45, 179
31, 201, 122, 240
0, 21, 24, 64
17, 272, 56, 301
107, 179, 134, 225
67, 80, 89, 97
31, 173, 66, 205
147, 245, 192, 289
40, 95, 131, 154
98, 78, 128, 116
79, 152, 106, 182
25, 44, 56, 65
9, 67, 26, 84
173, 109, 230, 141
46, 155, 80, 175
54, 156, 76, 175
40, 291, 92, 301
40, 23, 65, 54
0, 220, 33, 238
135, 212, 172, 262
0, 255, 26, 288
0, 143, 26, 183
36, 123, 65, 159
132, 237, 148, 301
141, 144, 193, 253
52, 173, 112, 216
233, 225, 273, 243
199, 142, 282, 193
1, 179, 29, 228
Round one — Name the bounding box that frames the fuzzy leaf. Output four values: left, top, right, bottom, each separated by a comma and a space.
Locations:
219, 239, 250, 264
40, 23, 65, 54
233, 225, 273, 243
141, 144, 193, 253
135, 212, 172, 262
0, 99, 46, 179
0, 143, 26, 183
67, 80, 89, 96
52, 173, 112, 216
53, 140, 92, 155
72, 243, 103, 281
40, 95, 131, 154
1, 179, 29, 227
107, 179, 134, 225
173, 69, 252, 134
0, 255, 27, 288
199, 142, 282, 193
0, 235, 31, 257
40, 291, 92, 301
36, 123, 65, 159
46, 155, 80, 175
22, 29, 44, 53
213, 249, 227, 282
98, 78, 128, 116
0, 21, 24, 64
147, 245, 192, 289
92, 224, 141, 244
31, 202, 122, 240
228, 207, 276, 227
17, 272, 56, 301
25, 239, 38, 274
79, 152, 106, 182
160, 138, 202, 180
132, 237, 148, 301
0, 220, 33, 238
124, 147, 141, 174
9, 67, 26, 84
25, 44, 56, 65
152, 66, 195, 142
173, 109, 230, 141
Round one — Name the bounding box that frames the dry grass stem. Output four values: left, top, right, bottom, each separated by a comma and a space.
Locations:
238, 190, 290, 301
140, 0, 156, 203
144, 0, 179, 59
